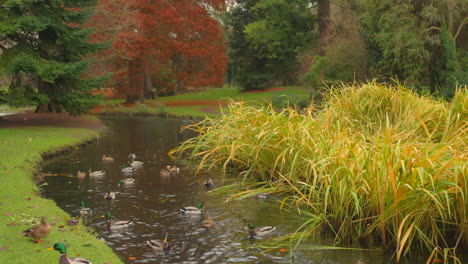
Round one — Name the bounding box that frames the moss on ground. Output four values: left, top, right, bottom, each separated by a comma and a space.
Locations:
0, 126, 123, 264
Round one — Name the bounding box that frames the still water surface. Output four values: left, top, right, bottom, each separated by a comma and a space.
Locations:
40, 116, 425, 264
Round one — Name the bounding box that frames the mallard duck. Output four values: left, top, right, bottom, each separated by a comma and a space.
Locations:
79, 201, 92, 216
77, 171, 86, 179
88, 170, 105, 177
102, 155, 114, 162
128, 153, 136, 161
180, 203, 203, 215
22, 216, 51, 243
160, 166, 171, 177
121, 164, 135, 174
169, 165, 180, 175
247, 223, 276, 237
130, 161, 143, 167
201, 210, 215, 228
146, 233, 170, 252
49, 242, 92, 264
204, 178, 214, 188
103, 192, 115, 200
105, 212, 133, 230
119, 178, 135, 185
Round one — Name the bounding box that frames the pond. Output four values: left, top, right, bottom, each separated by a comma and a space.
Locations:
39, 116, 429, 264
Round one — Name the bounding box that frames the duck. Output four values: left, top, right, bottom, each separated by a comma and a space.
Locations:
103, 192, 116, 200
201, 210, 215, 228
119, 178, 135, 185
169, 165, 180, 176
204, 178, 214, 188
130, 160, 143, 167
160, 166, 171, 177
121, 164, 135, 174
79, 201, 92, 216
146, 233, 171, 252
255, 193, 269, 199
247, 223, 276, 237
88, 170, 105, 177
180, 203, 203, 215
102, 155, 114, 162
77, 171, 86, 179
22, 216, 51, 243
128, 153, 136, 161
105, 212, 132, 230
49, 242, 92, 264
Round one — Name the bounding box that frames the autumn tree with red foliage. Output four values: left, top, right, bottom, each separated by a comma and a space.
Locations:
87, 0, 227, 102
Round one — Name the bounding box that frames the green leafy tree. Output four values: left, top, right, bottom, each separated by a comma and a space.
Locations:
361, 0, 467, 96
0, 0, 107, 115
226, 0, 316, 90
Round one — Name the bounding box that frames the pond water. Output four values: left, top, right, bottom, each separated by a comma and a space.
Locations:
39, 116, 432, 264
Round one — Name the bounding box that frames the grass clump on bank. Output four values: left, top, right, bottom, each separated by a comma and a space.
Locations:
0, 126, 123, 264
173, 83, 467, 262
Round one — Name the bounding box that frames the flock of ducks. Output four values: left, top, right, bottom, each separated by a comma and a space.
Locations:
24, 153, 276, 263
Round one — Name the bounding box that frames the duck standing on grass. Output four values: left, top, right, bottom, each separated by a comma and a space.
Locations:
79, 201, 92, 217
180, 203, 204, 215
105, 212, 133, 230
22, 216, 51, 243
247, 223, 276, 237
49, 242, 92, 264
104, 192, 116, 200
146, 233, 171, 252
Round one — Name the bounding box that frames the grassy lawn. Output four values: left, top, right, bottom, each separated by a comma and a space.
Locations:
0, 127, 123, 264
99, 86, 314, 118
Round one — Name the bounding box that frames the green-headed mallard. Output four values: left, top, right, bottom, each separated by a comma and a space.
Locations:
79, 201, 92, 216
247, 223, 276, 237
22, 216, 51, 243
180, 203, 203, 215
103, 192, 115, 200
130, 160, 143, 167
105, 212, 132, 230
102, 155, 114, 162
146, 233, 170, 252
49, 242, 92, 264
121, 164, 135, 174
201, 210, 215, 228
119, 178, 135, 186
88, 170, 105, 177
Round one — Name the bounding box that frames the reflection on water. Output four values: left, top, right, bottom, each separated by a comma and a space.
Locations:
40, 116, 427, 264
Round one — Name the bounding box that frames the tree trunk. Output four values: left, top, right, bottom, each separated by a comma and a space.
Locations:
143, 69, 154, 99
318, 0, 331, 55
127, 57, 145, 103
35, 79, 55, 113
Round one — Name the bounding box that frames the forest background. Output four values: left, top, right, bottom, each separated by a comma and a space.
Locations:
0, 0, 466, 114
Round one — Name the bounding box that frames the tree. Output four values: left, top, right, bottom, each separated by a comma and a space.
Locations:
360, 0, 467, 96
87, 0, 227, 103
0, 0, 107, 115
226, 0, 316, 90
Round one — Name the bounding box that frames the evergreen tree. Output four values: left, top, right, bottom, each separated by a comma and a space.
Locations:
0, 0, 107, 115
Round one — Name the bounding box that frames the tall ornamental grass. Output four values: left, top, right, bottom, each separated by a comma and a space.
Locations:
172, 83, 467, 262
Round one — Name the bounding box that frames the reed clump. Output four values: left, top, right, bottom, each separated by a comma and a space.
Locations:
172, 82, 467, 262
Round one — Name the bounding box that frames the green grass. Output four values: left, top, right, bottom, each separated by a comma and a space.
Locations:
0, 127, 123, 264
172, 82, 468, 263
99, 86, 313, 118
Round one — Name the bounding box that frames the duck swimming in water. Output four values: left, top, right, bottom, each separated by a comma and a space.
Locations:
104, 192, 115, 200
180, 203, 204, 215
247, 223, 276, 237
79, 201, 92, 216
105, 212, 133, 230
146, 233, 170, 252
